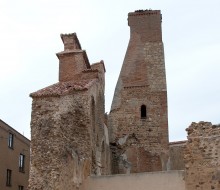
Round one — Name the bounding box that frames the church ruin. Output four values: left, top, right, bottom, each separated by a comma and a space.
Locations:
28, 10, 220, 190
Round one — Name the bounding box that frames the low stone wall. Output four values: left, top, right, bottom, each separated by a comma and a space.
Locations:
82, 170, 185, 190
184, 122, 220, 190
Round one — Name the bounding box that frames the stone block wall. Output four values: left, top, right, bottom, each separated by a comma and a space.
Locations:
184, 122, 220, 190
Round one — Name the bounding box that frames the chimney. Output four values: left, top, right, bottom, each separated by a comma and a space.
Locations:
60, 33, 82, 51
56, 33, 90, 82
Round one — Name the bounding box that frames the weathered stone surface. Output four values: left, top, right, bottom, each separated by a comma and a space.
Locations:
108, 10, 169, 174
27, 9, 220, 190
184, 122, 220, 190
28, 34, 110, 190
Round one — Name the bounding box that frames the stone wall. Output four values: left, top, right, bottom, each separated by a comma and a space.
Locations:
109, 89, 168, 174
26, 9, 220, 190
108, 10, 169, 174
184, 122, 220, 190
28, 34, 110, 190
29, 94, 92, 189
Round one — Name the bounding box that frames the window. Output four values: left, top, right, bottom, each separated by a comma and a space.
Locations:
6, 169, 12, 186
8, 133, 14, 149
141, 105, 147, 118
19, 154, 25, 172
18, 185, 24, 190
91, 97, 95, 133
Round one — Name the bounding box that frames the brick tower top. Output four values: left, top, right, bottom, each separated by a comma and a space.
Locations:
110, 9, 165, 111
128, 9, 162, 42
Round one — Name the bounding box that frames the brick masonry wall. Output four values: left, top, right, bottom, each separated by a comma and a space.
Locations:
184, 122, 220, 190
58, 52, 89, 82
108, 10, 169, 174
109, 89, 168, 174
128, 10, 162, 42
57, 33, 90, 82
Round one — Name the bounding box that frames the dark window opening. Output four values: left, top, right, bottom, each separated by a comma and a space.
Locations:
91, 97, 96, 133
141, 105, 147, 118
18, 185, 24, 190
8, 133, 14, 149
6, 169, 12, 186
19, 154, 25, 173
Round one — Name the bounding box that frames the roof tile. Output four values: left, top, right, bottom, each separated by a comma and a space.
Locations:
30, 79, 97, 98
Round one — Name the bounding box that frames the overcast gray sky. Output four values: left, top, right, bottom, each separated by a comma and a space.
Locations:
0, 0, 219, 141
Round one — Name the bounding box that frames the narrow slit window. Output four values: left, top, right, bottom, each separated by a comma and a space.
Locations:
6, 169, 12, 186
19, 154, 25, 173
8, 133, 14, 149
141, 105, 147, 118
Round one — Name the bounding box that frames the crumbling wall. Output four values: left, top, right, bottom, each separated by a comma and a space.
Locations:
109, 89, 168, 174
90, 88, 111, 176
184, 122, 220, 190
29, 85, 110, 189
28, 94, 92, 190
28, 33, 110, 190
108, 11, 168, 174
108, 10, 169, 174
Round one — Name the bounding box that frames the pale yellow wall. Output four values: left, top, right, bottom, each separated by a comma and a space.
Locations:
82, 170, 185, 190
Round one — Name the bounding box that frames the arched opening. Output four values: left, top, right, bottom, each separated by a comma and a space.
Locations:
141, 105, 147, 118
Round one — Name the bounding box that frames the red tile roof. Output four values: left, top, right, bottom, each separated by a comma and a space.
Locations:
30, 79, 97, 98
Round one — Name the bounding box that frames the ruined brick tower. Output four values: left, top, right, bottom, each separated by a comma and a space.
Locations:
108, 10, 169, 174
29, 33, 110, 190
